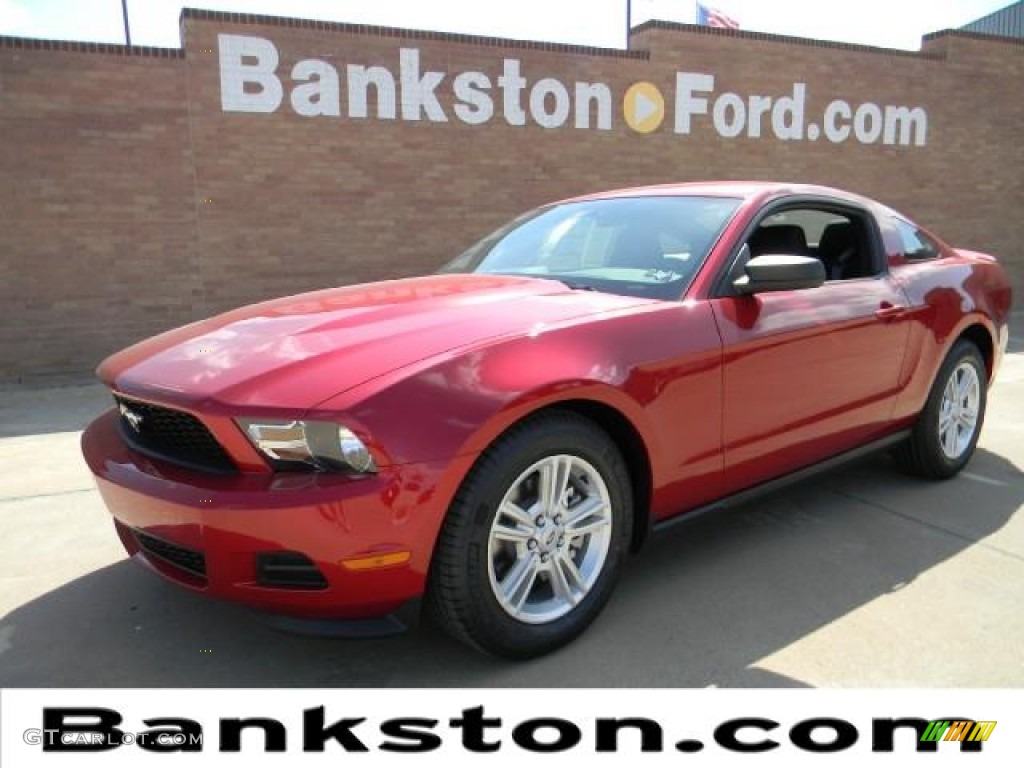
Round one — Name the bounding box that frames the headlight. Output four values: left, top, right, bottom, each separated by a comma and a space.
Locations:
237, 419, 377, 474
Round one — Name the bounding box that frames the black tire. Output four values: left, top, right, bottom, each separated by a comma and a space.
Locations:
426, 411, 633, 659
893, 339, 987, 479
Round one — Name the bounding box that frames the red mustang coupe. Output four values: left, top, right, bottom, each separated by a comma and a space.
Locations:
82, 182, 1011, 657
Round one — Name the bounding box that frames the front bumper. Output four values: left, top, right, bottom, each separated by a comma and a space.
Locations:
82, 409, 468, 619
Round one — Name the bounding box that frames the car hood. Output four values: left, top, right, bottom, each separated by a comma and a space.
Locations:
98, 274, 656, 412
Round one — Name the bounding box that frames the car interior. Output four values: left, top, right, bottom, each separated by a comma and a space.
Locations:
745, 208, 878, 281
606, 225, 668, 270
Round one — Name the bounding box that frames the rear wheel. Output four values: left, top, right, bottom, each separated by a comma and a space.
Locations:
894, 339, 987, 479
427, 412, 632, 658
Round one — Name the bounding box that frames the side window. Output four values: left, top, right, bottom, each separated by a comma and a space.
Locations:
895, 219, 942, 261
745, 207, 879, 281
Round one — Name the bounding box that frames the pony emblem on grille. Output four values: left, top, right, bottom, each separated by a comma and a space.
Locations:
118, 403, 144, 432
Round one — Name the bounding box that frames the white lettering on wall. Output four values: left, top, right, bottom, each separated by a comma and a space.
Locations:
529, 78, 571, 128
574, 83, 612, 130
219, 34, 283, 113
747, 94, 772, 138
854, 102, 884, 144
498, 59, 527, 127
883, 105, 927, 146
772, 83, 806, 141
215, 35, 930, 147
674, 73, 714, 135
712, 92, 745, 138
399, 48, 447, 122
347, 64, 397, 119
825, 100, 852, 142
290, 60, 340, 117
453, 71, 494, 125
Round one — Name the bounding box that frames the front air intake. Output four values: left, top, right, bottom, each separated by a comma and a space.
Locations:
255, 552, 328, 590
134, 530, 207, 581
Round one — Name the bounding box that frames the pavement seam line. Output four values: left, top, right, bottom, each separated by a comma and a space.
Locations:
826, 486, 1024, 565
0, 488, 96, 505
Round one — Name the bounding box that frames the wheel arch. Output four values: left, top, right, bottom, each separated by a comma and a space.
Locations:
538, 398, 653, 553
919, 317, 998, 409
957, 322, 995, 382
446, 390, 657, 556
892, 318, 992, 480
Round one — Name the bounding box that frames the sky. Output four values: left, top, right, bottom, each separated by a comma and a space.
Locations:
0, 0, 1014, 51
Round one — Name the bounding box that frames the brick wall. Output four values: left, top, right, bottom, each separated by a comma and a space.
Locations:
0, 40, 196, 384
1, 12, 1021, 384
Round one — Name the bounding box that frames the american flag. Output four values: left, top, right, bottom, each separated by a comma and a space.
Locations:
696, 2, 740, 29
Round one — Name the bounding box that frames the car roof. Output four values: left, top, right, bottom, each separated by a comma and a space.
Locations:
563, 181, 877, 208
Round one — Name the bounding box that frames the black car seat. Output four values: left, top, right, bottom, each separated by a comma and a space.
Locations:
747, 224, 808, 257
817, 221, 858, 280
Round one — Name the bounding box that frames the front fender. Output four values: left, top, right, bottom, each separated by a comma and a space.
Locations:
307, 302, 723, 513
308, 317, 668, 468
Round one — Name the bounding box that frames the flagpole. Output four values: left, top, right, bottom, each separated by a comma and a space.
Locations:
121, 0, 131, 46
626, 0, 631, 47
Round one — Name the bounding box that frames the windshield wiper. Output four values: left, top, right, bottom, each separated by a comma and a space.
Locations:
556, 279, 597, 292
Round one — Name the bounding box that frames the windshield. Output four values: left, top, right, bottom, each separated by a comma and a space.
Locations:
439, 195, 742, 300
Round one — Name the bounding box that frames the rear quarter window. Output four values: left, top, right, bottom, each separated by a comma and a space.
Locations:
895, 219, 942, 261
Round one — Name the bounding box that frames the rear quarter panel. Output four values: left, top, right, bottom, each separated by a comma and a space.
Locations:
887, 245, 1011, 423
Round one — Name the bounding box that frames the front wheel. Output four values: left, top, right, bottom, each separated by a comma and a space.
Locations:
894, 339, 987, 479
427, 412, 632, 658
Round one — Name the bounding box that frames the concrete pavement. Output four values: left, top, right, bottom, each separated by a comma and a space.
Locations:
1, 332, 1021, 687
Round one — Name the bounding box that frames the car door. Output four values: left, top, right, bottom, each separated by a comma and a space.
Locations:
710, 203, 912, 493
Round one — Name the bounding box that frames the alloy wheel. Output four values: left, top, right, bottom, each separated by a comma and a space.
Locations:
938, 361, 981, 460
486, 454, 613, 624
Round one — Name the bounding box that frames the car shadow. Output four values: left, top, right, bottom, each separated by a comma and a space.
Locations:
2, 447, 1019, 688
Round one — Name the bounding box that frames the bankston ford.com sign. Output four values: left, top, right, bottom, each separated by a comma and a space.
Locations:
218, 34, 929, 147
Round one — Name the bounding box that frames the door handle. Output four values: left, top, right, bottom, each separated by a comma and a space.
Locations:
875, 303, 907, 321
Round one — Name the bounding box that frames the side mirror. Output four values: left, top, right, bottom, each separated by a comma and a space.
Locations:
733, 254, 826, 295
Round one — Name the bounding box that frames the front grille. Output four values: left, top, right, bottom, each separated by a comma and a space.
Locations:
135, 531, 207, 580
256, 552, 328, 590
114, 395, 235, 474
